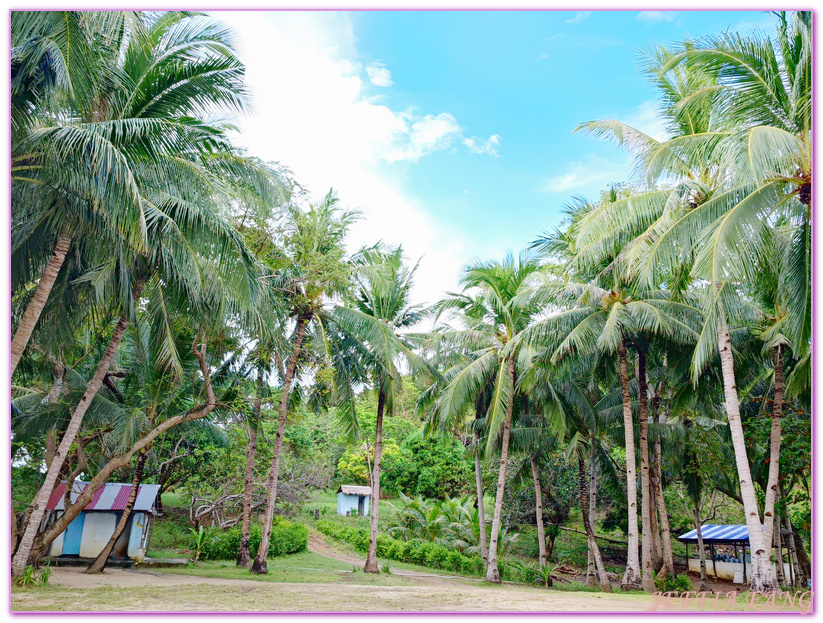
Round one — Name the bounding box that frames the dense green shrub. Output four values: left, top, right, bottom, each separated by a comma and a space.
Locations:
200, 518, 308, 561
655, 573, 694, 595
390, 433, 472, 499
317, 519, 486, 577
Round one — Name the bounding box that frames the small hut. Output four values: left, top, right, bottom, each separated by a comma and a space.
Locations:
336, 485, 371, 517
677, 524, 792, 584
42, 481, 160, 561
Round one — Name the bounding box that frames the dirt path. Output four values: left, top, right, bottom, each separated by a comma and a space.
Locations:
307, 533, 484, 586
13, 537, 653, 612
16, 568, 651, 612
48, 566, 271, 589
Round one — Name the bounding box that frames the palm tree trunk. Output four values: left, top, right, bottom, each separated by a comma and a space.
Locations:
12, 314, 130, 577
636, 348, 656, 593
693, 501, 710, 593
653, 404, 675, 579
716, 311, 778, 591
586, 453, 598, 587
237, 375, 263, 567
530, 457, 547, 569
618, 338, 642, 589
485, 357, 516, 583
10, 227, 72, 375
790, 525, 811, 583
12, 505, 19, 559
251, 317, 308, 575
762, 345, 783, 548
86, 450, 148, 573
364, 388, 386, 573
649, 468, 662, 570
27, 340, 216, 564
580, 454, 611, 592
781, 492, 805, 587
773, 510, 785, 585
474, 430, 488, 567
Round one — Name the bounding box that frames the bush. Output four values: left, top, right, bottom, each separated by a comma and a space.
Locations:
316, 519, 484, 577
151, 515, 192, 551
200, 518, 308, 561
655, 572, 693, 595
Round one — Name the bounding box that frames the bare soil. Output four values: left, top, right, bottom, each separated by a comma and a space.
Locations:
11, 535, 652, 612
13, 567, 651, 611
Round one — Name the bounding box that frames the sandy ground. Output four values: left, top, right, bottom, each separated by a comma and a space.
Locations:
11, 535, 653, 612
14, 566, 652, 611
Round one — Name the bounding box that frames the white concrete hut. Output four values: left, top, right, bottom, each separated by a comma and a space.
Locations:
336, 485, 371, 517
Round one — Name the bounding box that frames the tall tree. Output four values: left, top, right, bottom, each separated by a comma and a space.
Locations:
432, 253, 545, 583
250, 192, 357, 574
332, 245, 428, 573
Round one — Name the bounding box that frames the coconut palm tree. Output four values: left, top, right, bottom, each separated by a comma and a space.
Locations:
430, 253, 545, 583
570, 17, 811, 588
10, 11, 276, 376
250, 192, 358, 574
85, 316, 231, 573
521, 263, 700, 593
331, 244, 429, 573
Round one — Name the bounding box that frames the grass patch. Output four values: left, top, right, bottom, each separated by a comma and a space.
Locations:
156, 550, 422, 587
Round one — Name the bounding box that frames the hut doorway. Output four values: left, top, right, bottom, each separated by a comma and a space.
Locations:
62, 515, 85, 555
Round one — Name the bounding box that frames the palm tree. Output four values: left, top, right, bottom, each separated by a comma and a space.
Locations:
10, 12, 273, 375
85, 316, 230, 573
332, 244, 428, 573
250, 192, 358, 574
431, 253, 545, 583
521, 266, 699, 593
420, 296, 497, 568
570, 17, 811, 588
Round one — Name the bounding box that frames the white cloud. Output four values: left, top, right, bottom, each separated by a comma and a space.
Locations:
216, 11, 475, 306
566, 11, 591, 25
382, 112, 462, 162
622, 99, 670, 142
637, 11, 676, 23
546, 34, 563, 42
366, 61, 393, 87
540, 154, 628, 194
463, 134, 501, 156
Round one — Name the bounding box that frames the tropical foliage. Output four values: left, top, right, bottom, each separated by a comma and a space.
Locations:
10, 9, 810, 598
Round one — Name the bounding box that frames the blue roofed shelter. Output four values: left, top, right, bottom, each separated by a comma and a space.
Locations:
677, 524, 792, 584
678, 524, 751, 583
336, 485, 371, 517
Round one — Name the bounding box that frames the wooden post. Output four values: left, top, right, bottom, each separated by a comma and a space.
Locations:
710, 543, 717, 578
786, 531, 795, 587
743, 544, 747, 584
685, 542, 689, 566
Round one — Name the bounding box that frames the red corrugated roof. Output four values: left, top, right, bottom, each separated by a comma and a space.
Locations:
87, 486, 106, 509
111, 485, 132, 510
46, 482, 87, 510
45, 482, 159, 512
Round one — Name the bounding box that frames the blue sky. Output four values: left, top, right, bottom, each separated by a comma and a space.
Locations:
219, 9, 776, 304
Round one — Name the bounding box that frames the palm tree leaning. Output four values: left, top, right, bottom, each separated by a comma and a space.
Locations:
250, 193, 358, 574
10, 11, 260, 375
11, 10, 280, 576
